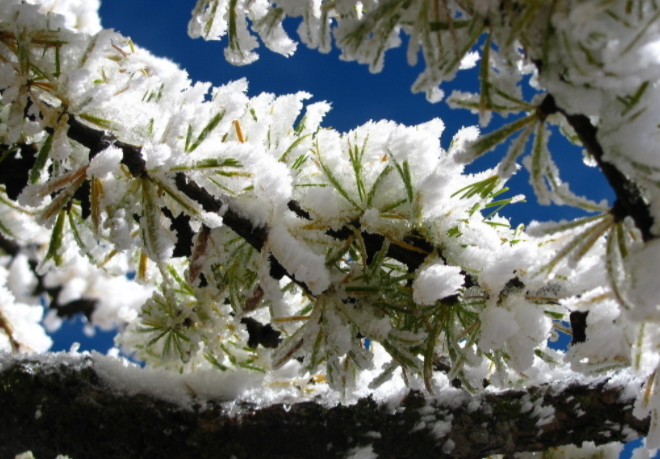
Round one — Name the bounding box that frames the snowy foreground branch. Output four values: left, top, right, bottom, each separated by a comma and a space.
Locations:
0, 353, 647, 459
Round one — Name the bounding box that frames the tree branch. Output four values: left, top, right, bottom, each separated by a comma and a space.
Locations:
538, 95, 655, 241
0, 354, 647, 459
64, 116, 446, 285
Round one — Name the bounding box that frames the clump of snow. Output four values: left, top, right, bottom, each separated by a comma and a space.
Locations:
268, 224, 330, 295
431, 415, 453, 439
28, 0, 101, 34
479, 306, 519, 352
346, 445, 377, 459
412, 261, 463, 305
14, 452, 72, 459
459, 51, 480, 70
0, 265, 51, 353
93, 351, 267, 407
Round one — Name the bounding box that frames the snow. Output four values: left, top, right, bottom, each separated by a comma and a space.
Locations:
631, 439, 659, 459
431, 416, 453, 440
412, 262, 464, 305
625, 239, 660, 322
479, 306, 519, 353
0, 267, 51, 353
459, 51, 480, 70
14, 452, 71, 459
0, 350, 268, 408
346, 445, 377, 459
268, 223, 331, 295
28, 0, 101, 34
93, 351, 267, 407
441, 439, 455, 454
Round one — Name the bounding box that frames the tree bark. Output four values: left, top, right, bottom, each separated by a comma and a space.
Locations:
0, 354, 648, 459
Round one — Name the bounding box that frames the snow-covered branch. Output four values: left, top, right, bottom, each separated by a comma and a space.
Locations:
0, 353, 647, 459
65, 113, 447, 294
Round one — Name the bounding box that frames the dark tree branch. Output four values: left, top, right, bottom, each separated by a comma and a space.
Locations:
67, 116, 146, 175
0, 354, 648, 459
569, 310, 588, 345
538, 94, 655, 241
0, 232, 20, 257
0, 143, 38, 201
171, 172, 268, 252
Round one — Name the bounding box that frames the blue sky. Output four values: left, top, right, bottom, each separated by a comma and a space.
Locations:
97, 0, 613, 221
